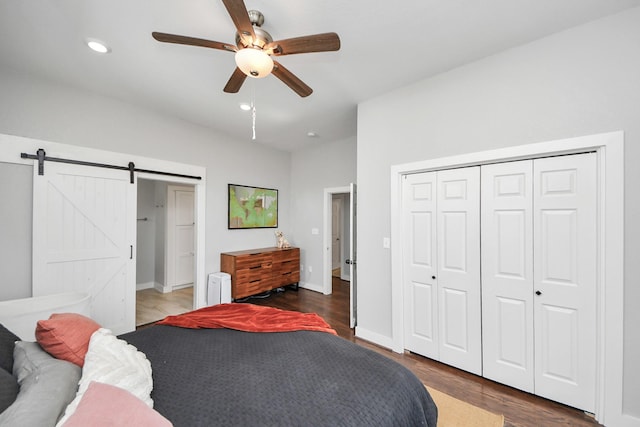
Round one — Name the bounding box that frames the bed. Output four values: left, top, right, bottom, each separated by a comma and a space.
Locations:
0, 304, 438, 427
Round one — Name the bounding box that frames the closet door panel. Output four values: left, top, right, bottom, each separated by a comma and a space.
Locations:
437, 167, 481, 375
534, 153, 597, 413
481, 161, 534, 392
403, 172, 439, 358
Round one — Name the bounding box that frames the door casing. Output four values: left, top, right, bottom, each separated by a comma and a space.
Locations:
390, 131, 624, 424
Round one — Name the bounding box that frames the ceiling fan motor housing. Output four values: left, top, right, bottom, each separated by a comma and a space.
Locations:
235, 10, 272, 49
247, 10, 264, 27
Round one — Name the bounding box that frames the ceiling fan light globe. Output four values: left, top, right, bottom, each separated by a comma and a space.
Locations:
235, 48, 273, 78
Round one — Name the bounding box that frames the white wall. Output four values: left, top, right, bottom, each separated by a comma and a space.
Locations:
357, 6, 640, 420
290, 136, 356, 290
0, 162, 32, 300
153, 181, 167, 287
135, 179, 156, 288
0, 66, 293, 288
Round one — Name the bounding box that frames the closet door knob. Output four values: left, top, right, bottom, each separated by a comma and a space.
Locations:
535, 290, 542, 296
432, 276, 436, 280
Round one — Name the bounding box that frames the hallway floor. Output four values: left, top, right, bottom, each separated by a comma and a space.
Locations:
136, 286, 193, 326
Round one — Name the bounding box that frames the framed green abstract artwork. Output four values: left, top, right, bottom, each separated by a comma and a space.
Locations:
228, 184, 278, 229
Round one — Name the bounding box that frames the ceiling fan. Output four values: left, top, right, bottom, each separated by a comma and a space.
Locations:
152, 0, 340, 97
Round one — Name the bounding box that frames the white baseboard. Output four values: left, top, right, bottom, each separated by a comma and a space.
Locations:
154, 282, 171, 294
355, 327, 395, 351
136, 281, 155, 291
340, 273, 351, 282
152, 282, 193, 294
299, 282, 323, 294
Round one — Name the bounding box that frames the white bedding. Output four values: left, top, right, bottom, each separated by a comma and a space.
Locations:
56, 328, 153, 426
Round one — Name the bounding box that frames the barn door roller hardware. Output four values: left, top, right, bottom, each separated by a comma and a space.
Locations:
21, 149, 202, 184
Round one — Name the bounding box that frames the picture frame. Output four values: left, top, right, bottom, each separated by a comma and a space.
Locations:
228, 184, 278, 229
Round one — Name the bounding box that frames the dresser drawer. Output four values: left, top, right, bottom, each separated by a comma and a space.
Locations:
234, 253, 273, 270
273, 270, 300, 287
235, 265, 272, 284
272, 248, 299, 263
272, 259, 298, 275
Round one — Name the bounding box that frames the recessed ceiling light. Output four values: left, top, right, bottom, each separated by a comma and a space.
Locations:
307, 131, 318, 138
86, 38, 110, 54
239, 103, 251, 111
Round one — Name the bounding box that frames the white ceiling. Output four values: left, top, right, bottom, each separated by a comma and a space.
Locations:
1, 0, 639, 152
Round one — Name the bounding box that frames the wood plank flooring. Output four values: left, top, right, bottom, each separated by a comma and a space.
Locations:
136, 286, 193, 326
247, 278, 602, 427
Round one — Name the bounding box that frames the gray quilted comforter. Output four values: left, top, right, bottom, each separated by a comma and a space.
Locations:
120, 325, 437, 427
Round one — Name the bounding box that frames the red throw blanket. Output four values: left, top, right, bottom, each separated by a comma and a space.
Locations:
157, 303, 337, 335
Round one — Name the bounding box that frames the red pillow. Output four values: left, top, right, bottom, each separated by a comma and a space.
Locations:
35, 313, 100, 367
62, 382, 172, 427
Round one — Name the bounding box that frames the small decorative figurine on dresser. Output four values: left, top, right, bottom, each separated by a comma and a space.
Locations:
275, 230, 291, 249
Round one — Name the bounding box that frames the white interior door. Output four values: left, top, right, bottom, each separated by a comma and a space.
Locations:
436, 167, 481, 375
32, 162, 136, 335
533, 153, 597, 412
174, 189, 195, 286
349, 183, 357, 328
402, 172, 439, 359
481, 160, 534, 392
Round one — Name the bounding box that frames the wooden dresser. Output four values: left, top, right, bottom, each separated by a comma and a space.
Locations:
220, 247, 300, 299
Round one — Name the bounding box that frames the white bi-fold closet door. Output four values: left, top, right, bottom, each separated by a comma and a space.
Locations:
482, 153, 597, 413
402, 152, 597, 412
402, 167, 482, 375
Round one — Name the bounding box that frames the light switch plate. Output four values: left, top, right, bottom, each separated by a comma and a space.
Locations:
383, 237, 391, 249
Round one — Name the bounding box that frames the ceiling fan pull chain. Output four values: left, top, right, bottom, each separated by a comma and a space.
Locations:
251, 80, 257, 140
252, 104, 256, 140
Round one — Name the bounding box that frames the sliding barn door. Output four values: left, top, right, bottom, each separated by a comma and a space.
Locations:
436, 167, 481, 375
533, 153, 597, 412
403, 172, 439, 359
481, 160, 534, 392
32, 162, 136, 335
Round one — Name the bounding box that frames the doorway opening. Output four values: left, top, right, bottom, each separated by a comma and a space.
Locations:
135, 179, 197, 326
323, 185, 357, 328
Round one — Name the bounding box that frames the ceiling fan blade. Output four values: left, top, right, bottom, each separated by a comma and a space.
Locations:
267, 32, 340, 56
152, 32, 236, 52
221, 0, 255, 44
271, 61, 313, 97
223, 67, 247, 93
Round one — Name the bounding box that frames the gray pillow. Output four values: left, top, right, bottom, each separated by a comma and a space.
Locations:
0, 342, 81, 427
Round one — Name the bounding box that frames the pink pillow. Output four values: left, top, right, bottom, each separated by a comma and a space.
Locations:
62, 382, 172, 427
35, 313, 100, 367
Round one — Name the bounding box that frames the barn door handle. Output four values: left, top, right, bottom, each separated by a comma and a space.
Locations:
130, 245, 133, 260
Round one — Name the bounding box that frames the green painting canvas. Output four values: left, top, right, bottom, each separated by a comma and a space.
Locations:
228, 184, 278, 229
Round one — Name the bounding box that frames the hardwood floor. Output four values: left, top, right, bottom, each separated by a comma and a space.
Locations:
247, 277, 602, 427
136, 286, 193, 326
